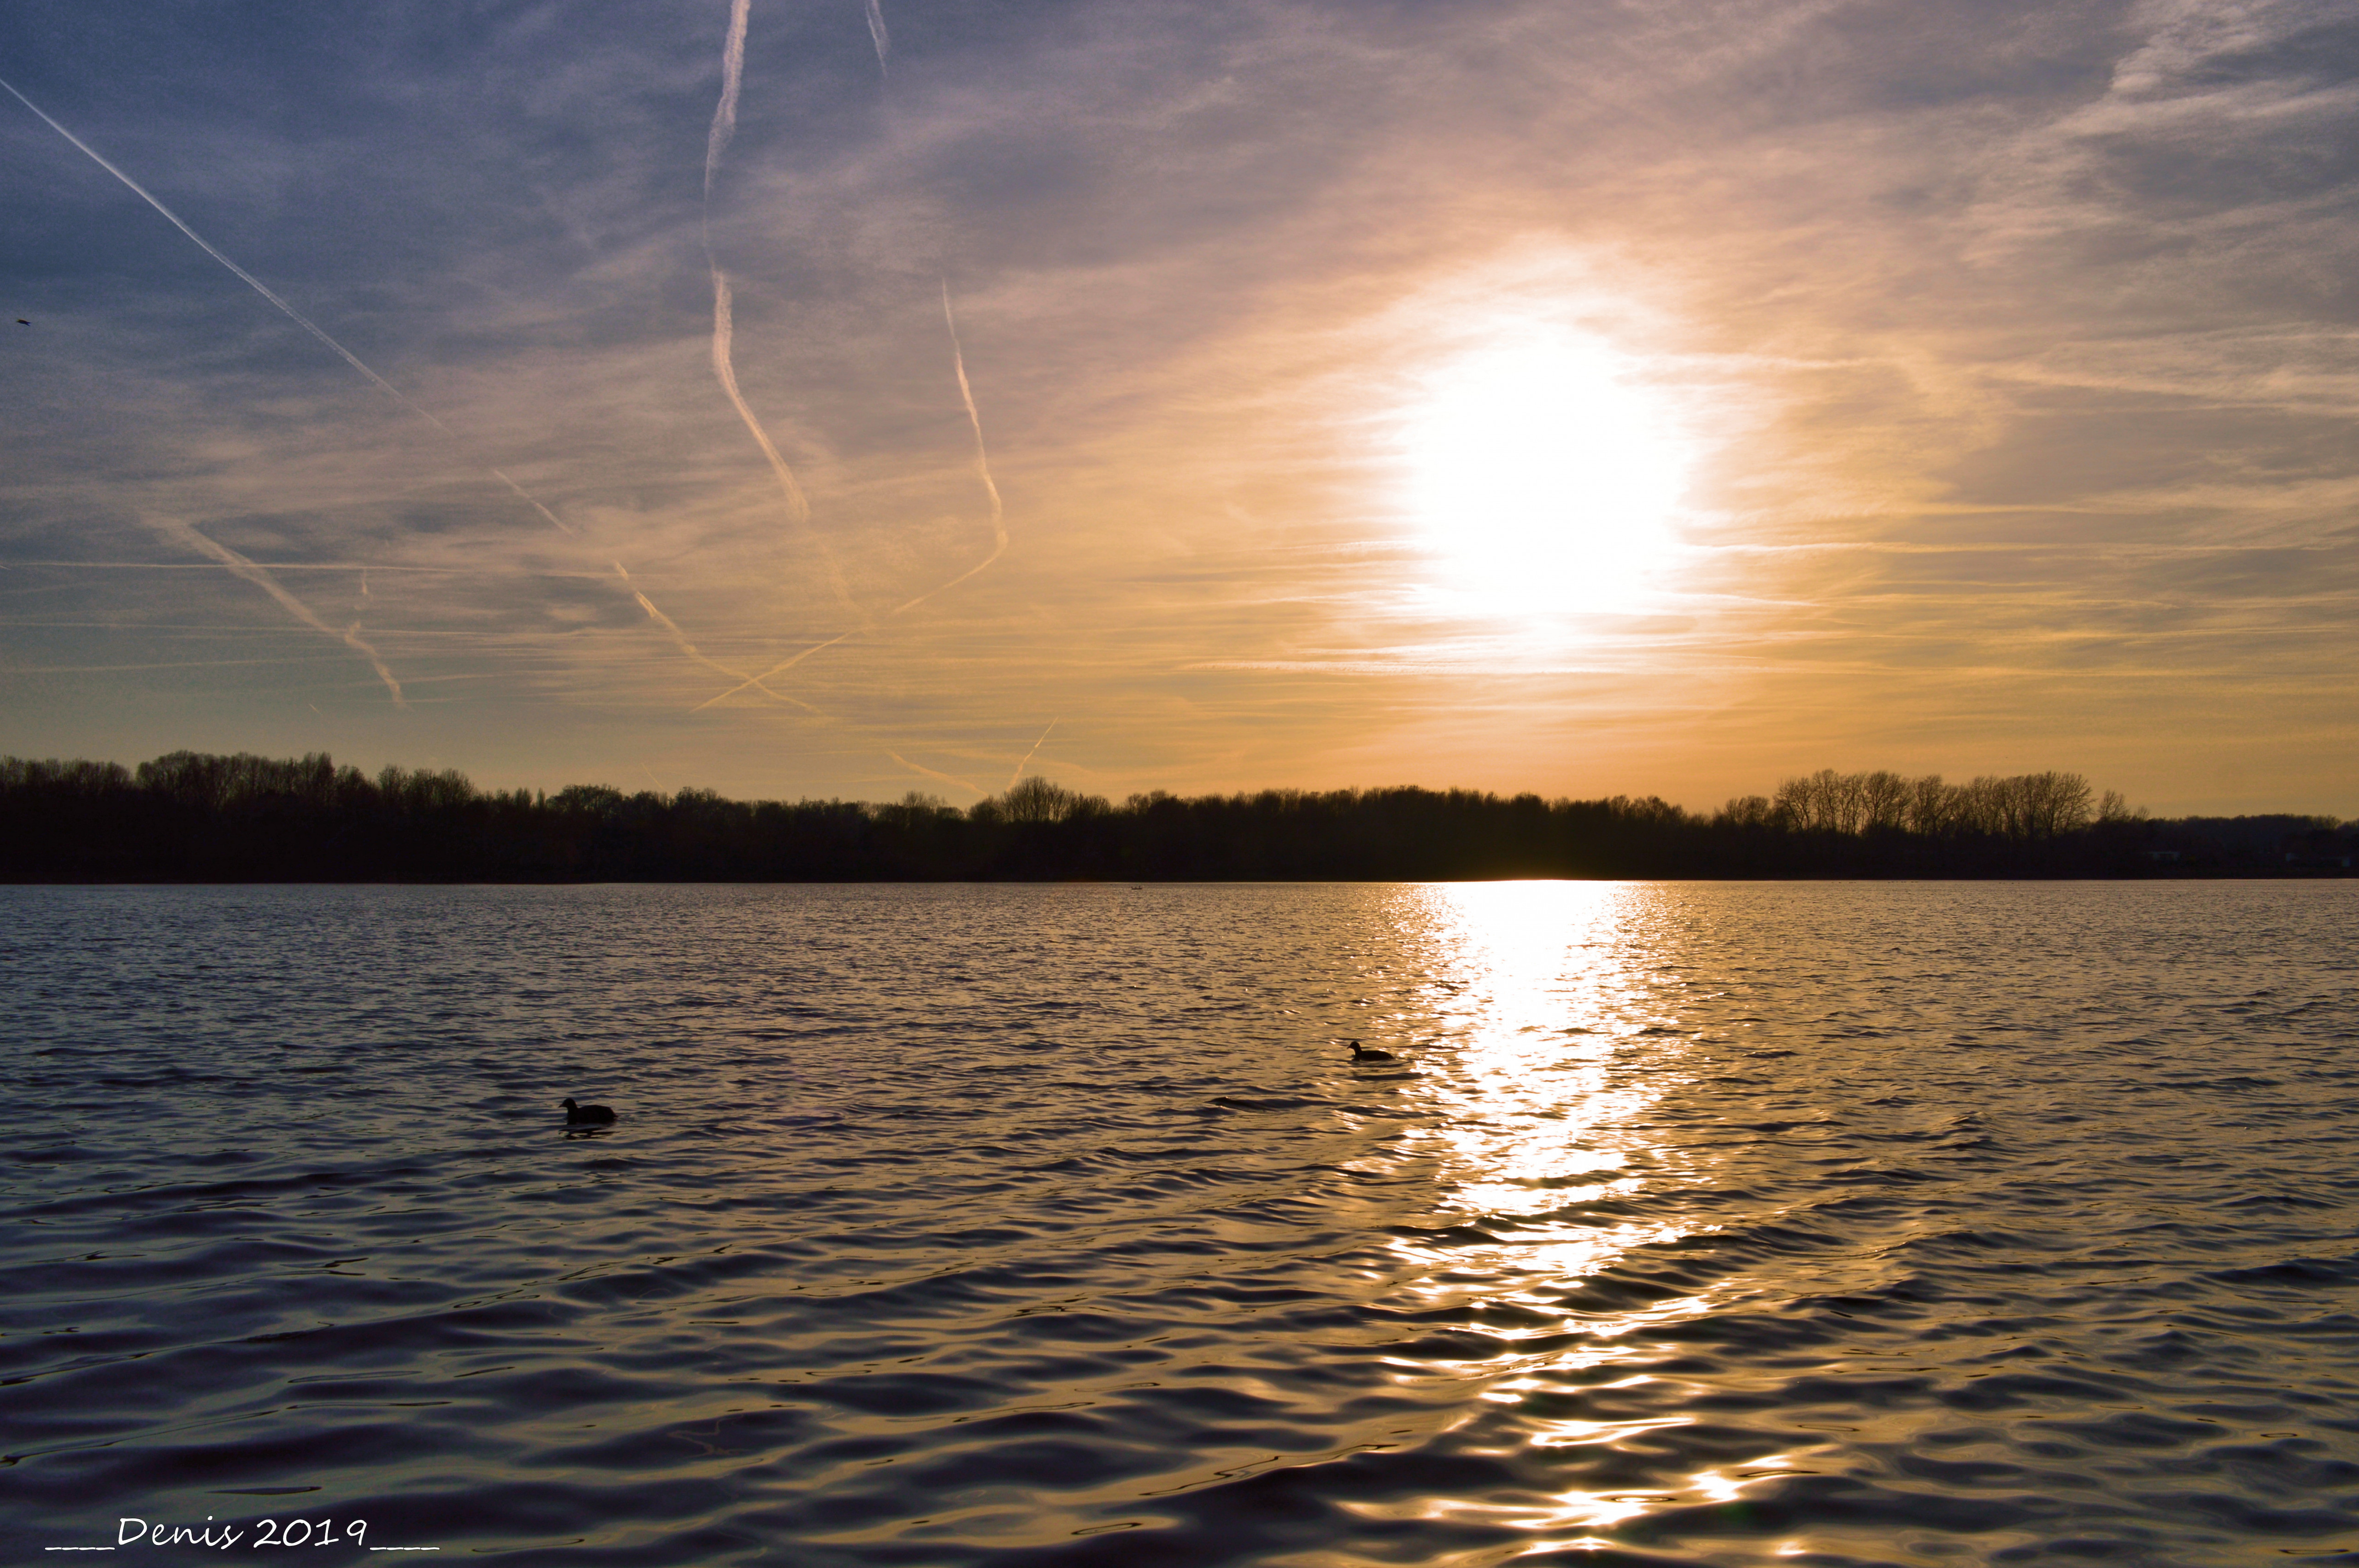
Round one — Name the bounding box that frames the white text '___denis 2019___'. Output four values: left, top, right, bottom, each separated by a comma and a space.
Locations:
48, 1516, 441, 1550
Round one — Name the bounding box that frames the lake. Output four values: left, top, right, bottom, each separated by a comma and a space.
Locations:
3, 882, 2354, 1565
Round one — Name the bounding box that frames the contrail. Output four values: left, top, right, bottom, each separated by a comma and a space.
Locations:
691, 278, 1011, 708
706, 0, 751, 197
0, 75, 577, 538
686, 47, 1014, 712
893, 279, 1007, 614
705, 265, 858, 598
889, 751, 983, 795
145, 513, 405, 706
1007, 719, 1056, 790
709, 272, 811, 528
700, 1, 854, 613
942, 279, 1003, 544
2, 76, 791, 704
488, 469, 576, 535
613, 562, 822, 713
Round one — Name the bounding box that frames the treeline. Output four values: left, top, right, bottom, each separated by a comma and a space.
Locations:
0, 752, 2348, 882
1730, 767, 2131, 839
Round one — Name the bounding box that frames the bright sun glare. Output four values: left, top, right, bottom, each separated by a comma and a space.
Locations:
1403, 331, 1687, 614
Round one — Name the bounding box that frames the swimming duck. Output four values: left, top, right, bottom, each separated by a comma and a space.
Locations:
1347, 1040, 1397, 1062
562, 1097, 617, 1124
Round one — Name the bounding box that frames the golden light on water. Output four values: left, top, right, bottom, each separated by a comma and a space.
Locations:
1368, 883, 1818, 1545
1380, 881, 1682, 1289
1403, 881, 1675, 1205
1401, 331, 1690, 617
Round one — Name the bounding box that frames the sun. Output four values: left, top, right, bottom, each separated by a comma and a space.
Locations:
1402, 330, 1687, 614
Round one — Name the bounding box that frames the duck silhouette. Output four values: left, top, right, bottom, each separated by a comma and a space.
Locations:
1346, 1040, 1397, 1063
562, 1096, 617, 1125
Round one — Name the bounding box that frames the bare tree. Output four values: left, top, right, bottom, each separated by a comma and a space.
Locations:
1860, 770, 1910, 831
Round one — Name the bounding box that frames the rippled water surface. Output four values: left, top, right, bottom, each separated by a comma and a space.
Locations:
4, 882, 2357, 1566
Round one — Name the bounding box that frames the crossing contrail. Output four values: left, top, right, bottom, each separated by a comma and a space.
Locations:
0, 76, 809, 704
0, 75, 578, 539
687, 626, 858, 712
146, 513, 405, 706
692, 277, 1011, 708
614, 562, 822, 713
683, 0, 862, 710
1007, 719, 1057, 789
685, 24, 1014, 714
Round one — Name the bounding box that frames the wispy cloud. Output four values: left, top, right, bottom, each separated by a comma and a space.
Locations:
4, 67, 809, 716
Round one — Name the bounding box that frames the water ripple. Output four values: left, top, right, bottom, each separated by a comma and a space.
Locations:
1, 881, 2354, 1566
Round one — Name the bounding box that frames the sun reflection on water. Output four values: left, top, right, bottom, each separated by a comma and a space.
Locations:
1364, 881, 1808, 1545
1392, 880, 1681, 1220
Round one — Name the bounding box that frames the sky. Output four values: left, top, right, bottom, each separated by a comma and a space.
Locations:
2, 0, 2353, 814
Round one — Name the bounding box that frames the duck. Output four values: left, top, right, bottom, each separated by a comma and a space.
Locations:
562, 1096, 617, 1125
1346, 1040, 1397, 1063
